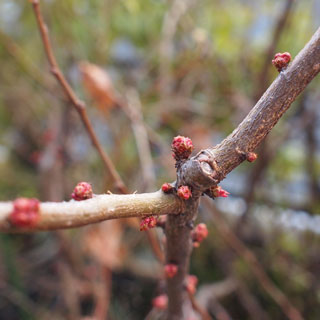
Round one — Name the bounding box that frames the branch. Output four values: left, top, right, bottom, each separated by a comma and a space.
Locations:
0, 192, 184, 232
30, 0, 167, 263
0, 27, 319, 235
188, 26, 320, 186
30, 0, 127, 193
164, 27, 320, 320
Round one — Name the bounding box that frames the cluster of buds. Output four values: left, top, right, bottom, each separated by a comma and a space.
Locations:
140, 216, 157, 231
152, 294, 168, 310
191, 223, 209, 247
71, 182, 93, 201
164, 264, 178, 278
185, 275, 198, 295
10, 198, 40, 227
177, 185, 192, 200
272, 52, 291, 72
171, 136, 194, 161
161, 182, 174, 194
246, 152, 258, 162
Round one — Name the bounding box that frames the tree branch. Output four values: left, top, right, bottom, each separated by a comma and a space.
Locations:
193, 26, 320, 184
0, 192, 184, 232
30, 0, 127, 193
164, 27, 320, 320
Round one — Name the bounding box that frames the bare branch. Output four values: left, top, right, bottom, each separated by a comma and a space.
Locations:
0, 192, 184, 232
164, 26, 320, 320
191, 27, 320, 186
30, 0, 127, 193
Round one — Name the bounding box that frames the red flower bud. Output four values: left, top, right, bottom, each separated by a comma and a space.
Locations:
272, 52, 291, 72
10, 198, 40, 227
164, 264, 178, 278
192, 223, 209, 244
71, 182, 93, 201
211, 186, 229, 198
247, 152, 258, 162
171, 136, 194, 161
186, 275, 198, 295
152, 294, 168, 309
140, 216, 157, 231
161, 183, 174, 193
177, 185, 192, 200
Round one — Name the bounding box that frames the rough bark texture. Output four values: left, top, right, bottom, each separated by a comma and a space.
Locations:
165, 197, 200, 320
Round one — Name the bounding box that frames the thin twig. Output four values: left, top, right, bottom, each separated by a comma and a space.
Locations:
125, 89, 156, 192
205, 199, 304, 320
30, 0, 126, 193
187, 292, 212, 320
30, 0, 166, 263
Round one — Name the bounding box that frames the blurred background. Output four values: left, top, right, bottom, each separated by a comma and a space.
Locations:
0, 0, 320, 319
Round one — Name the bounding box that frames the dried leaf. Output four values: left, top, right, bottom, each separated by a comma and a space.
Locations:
79, 61, 118, 114
83, 220, 126, 270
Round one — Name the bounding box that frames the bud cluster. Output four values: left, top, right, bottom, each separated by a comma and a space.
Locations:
171, 136, 194, 161
140, 216, 157, 231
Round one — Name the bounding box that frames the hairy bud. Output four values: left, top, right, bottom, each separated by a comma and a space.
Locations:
140, 216, 157, 231
272, 52, 291, 72
171, 136, 194, 161
71, 182, 93, 201
177, 185, 192, 200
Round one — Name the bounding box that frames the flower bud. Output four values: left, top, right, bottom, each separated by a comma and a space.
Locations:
177, 186, 192, 200
272, 52, 291, 72
164, 264, 178, 278
161, 183, 174, 193
247, 152, 258, 162
140, 216, 157, 231
192, 223, 209, 244
10, 198, 40, 227
171, 136, 194, 161
211, 186, 230, 198
71, 182, 93, 201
